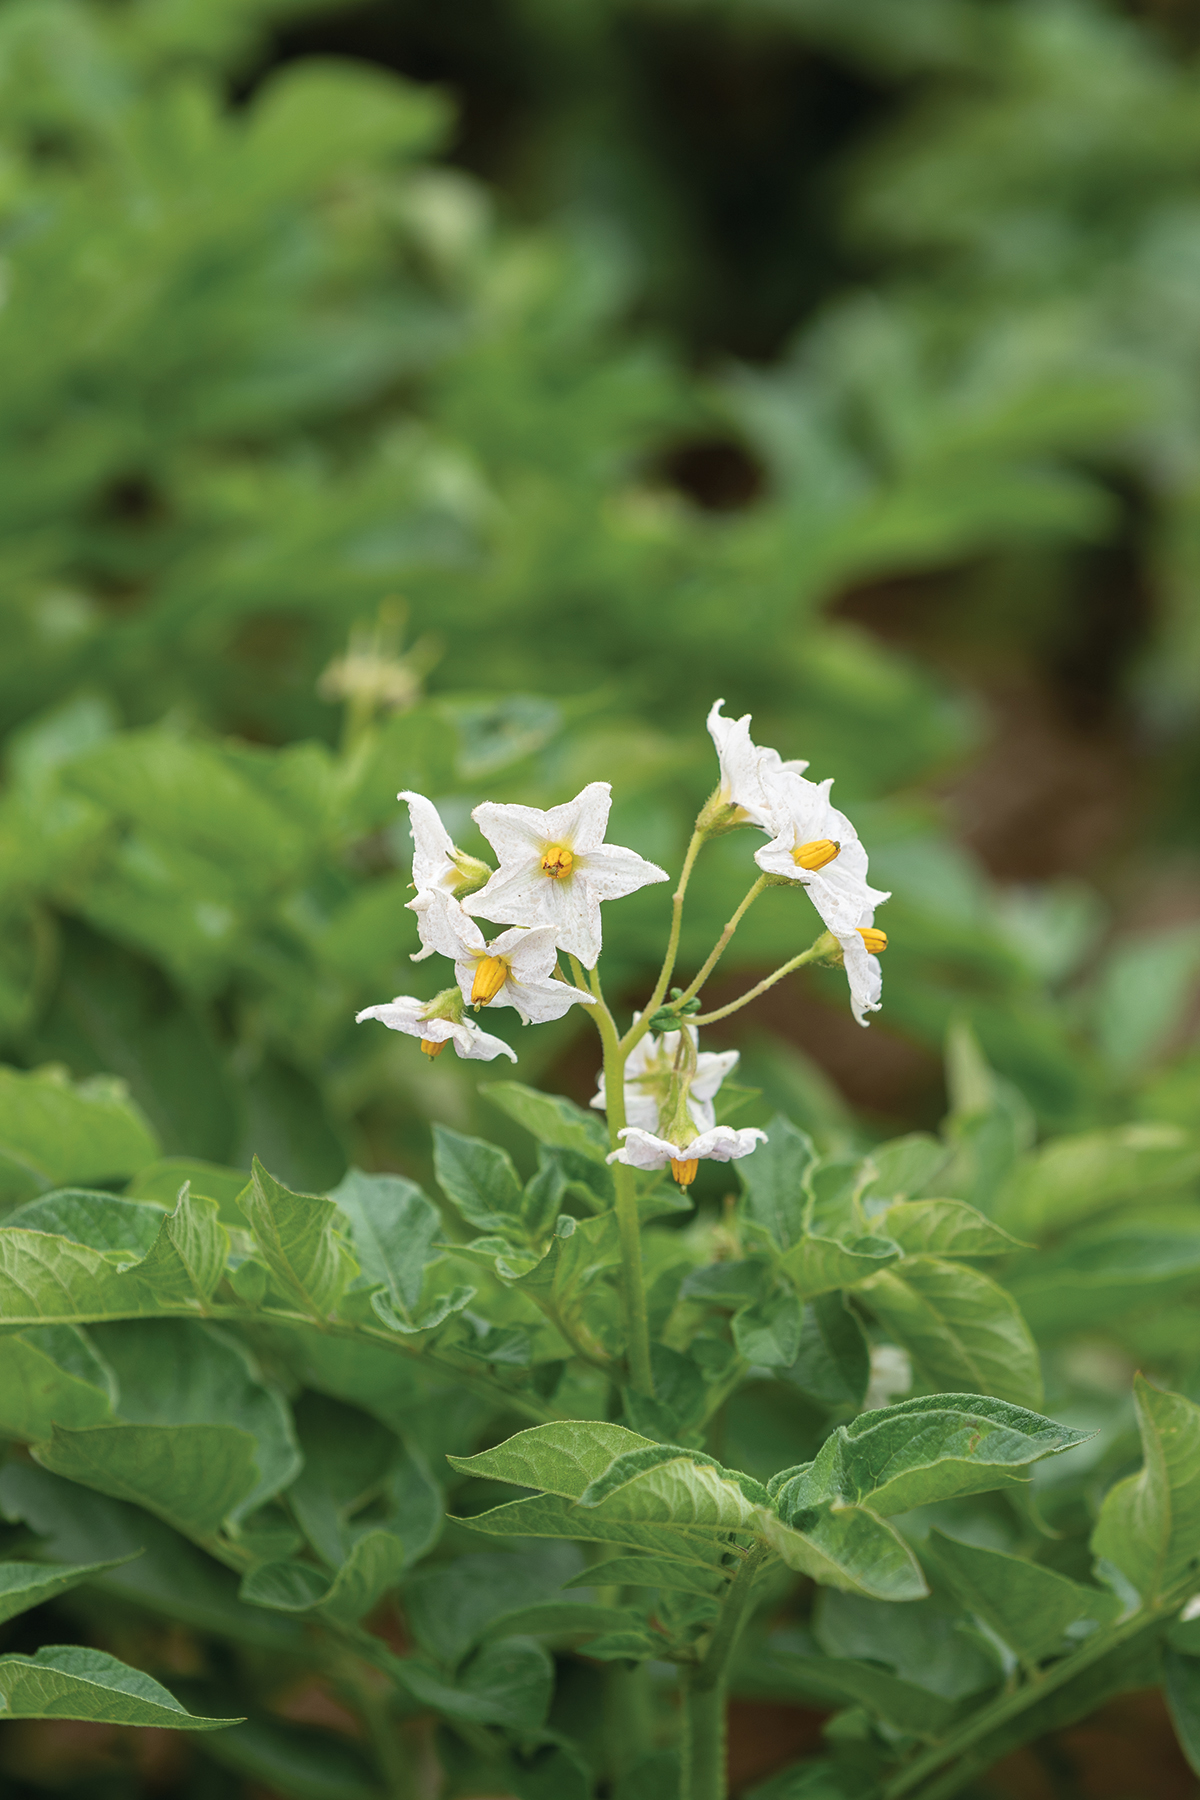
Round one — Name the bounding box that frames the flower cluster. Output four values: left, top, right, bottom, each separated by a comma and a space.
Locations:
357, 700, 889, 1183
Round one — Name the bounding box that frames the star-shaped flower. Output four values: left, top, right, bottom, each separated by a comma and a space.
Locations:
754, 772, 890, 934
400, 793, 491, 959
356, 994, 517, 1062
591, 1019, 739, 1134
607, 1124, 767, 1187
408, 890, 594, 1024
705, 699, 810, 832
464, 782, 668, 968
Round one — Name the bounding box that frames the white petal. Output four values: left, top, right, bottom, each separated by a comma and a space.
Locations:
544, 782, 613, 852
499, 974, 594, 1024
684, 1126, 768, 1163
400, 792, 459, 893
707, 700, 808, 832
356, 997, 426, 1037
465, 861, 554, 931
690, 1049, 740, 1104
606, 1128, 677, 1170
470, 799, 551, 863
408, 889, 483, 961
448, 1018, 518, 1062
498, 925, 561, 982
837, 922, 883, 1027
577, 843, 669, 902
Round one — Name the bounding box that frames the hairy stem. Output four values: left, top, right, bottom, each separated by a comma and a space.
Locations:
672, 874, 769, 1013
621, 828, 706, 1057
572, 955, 654, 1396
690, 933, 833, 1027
679, 1544, 769, 1800
884, 1599, 1178, 1800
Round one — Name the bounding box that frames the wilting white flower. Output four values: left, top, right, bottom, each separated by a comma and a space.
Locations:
607, 1124, 767, 1187
754, 772, 890, 934
591, 1019, 739, 1134
356, 995, 516, 1062
408, 890, 594, 1024
400, 793, 491, 958
838, 908, 886, 1027
705, 699, 810, 832
465, 782, 668, 968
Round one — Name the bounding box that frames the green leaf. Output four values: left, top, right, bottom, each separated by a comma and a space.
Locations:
622, 1343, 708, 1443
433, 1126, 524, 1232
371, 1283, 476, 1336
1092, 1375, 1200, 1604
92, 1319, 300, 1521
782, 1294, 869, 1409
0, 1065, 158, 1202
0, 1227, 163, 1327
131, 1185, 229, 1307
995, 1124, 1200, 1237
448, 1420, 652, 1498
0, 1326, 116, 1438
189, 1709, 385, 1800
289, 1393, 441, 1572
922, 1529, 1120, 1664
0, 1463, 302, 1650
0, 1646, 239, 1728
733, 1290, 804, 1368
454, 1492, 730, 1565
1164, 1647, 1200, 1778
756, 1646, 958, 1738
759, 1505, 927, 1602
127, 1158, 252, 1224
877, 1199, 1027, 1259
34, 1422, 259, 1542
6, 1190, 164, 1258
578, 1447, 764, 1531
781, 1234, 900, 1300
774, 1395, 1087, 1519
0, 1556, 140, 1625
330, 1167, 440, 1315
242, 1529, 407, 1625
815, 1589, 1000, 1701
857, 1135, 949, 1204
561, 1555, 724, 1596
1007, 1220, 1200, 1337
399, 1638, 554, 1732
858, 1256, 1043, 1407
738, 1115, 816, 1250
482, 1082, 609, 1164
240, 1158, 355, 1321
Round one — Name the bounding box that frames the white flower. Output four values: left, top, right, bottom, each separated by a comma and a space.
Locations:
706, 699, 810, 832
356, 995, 517, 1062
607, 1124, 767, 1187
754, 772, 890, 934
464, 782, 668, 968
400, 792, 491, 959
838, 908, 886, 1028
407, 891, 594, 1024
591, 1019, 739, 1134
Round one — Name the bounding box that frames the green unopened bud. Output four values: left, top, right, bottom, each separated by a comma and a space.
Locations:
445, 848, 492, 898
695, 784, 752, 837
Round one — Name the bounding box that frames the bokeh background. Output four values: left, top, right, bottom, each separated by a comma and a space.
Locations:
6, 1, 1200, 1794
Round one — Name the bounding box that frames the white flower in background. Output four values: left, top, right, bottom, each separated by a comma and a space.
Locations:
400, 792, 491, 958
754, 772, 890, 933
607, 1124, 767, 1188
837, 909, 886, 1027
465, 782, 668, 968
356, 994, 517, 1062
591, 1018, 739, 1133
704, 699, 810, 832
408, 890, 594, 1024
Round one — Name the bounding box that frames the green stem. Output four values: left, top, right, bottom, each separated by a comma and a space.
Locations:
883, 1600, 1177, 1800
673, 874, 768, 1012
690, 933, 832, 1027
574, 954, 654, 1396
680, 1544, 769, 1800
621, 828, 706, 1057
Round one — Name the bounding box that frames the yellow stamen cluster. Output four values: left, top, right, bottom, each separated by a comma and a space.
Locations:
792, 838, 841, 872
540, 844, 574, 880
420, 1039, 446, 1058
471, 955, 510, 1006
670, 1157, 699, 1188
858, 927, 887, 954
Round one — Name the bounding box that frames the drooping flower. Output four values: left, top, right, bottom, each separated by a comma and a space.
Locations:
464, 782, 668, 968
400, 793, 491, 960
356, 993, 517, 1062
702, 699, 811, 833
835, 908, 886, 1028
591, 1019, 739, 1134
407, 890, 594, 1024
753, 772, 890, 934
607, 1124, 767, 1188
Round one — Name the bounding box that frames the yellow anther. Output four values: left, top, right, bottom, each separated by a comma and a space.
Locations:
670, 1158, 699, 1188
540, 843, 574, 880
470, 955, 510, 1007
420, 1038, 446, 1058
792, 838, 840, 872
858, 927, 888, 954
